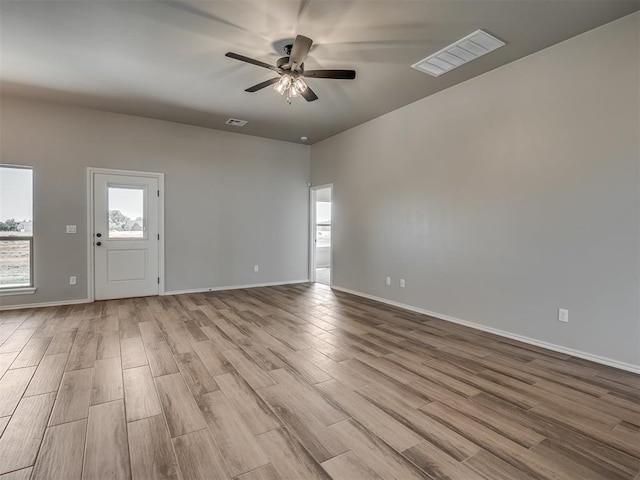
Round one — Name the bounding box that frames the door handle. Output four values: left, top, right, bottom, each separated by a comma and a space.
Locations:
96, 233, 102, 237
96, 242, 102, 246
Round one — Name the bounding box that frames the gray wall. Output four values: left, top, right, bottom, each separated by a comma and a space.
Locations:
0, 98, 310, 306
311, 13, 640, 367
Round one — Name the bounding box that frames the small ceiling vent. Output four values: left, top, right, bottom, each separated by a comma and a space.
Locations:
412, 30, 505, 77
225, 118, 248, 127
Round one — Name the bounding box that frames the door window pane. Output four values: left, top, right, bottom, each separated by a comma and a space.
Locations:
0, 165, 33, 289
108, 185, 145, 239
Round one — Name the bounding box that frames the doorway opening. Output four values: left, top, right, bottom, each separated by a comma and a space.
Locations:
311, 185, 332, 286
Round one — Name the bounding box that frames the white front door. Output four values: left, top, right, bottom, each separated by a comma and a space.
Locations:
93, 172, 159, 300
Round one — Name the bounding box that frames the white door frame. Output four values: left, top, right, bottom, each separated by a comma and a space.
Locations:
87, 167, 165, 302
309, 183, 333, 286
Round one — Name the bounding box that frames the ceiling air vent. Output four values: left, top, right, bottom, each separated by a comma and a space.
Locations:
411, 30, 505, 77
225, 118, 248, 127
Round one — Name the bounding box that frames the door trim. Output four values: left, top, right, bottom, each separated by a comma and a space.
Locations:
309, 183, 333, 287
87, 167, 165, 302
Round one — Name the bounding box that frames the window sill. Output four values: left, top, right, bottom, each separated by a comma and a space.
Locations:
0, 287, 37, 296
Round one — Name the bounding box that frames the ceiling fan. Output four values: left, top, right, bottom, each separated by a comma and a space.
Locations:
225, 34, 356, 103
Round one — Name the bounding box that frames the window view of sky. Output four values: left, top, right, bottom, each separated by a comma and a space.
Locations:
317, 202, 331, 224
0, 166, 33, 221
108, 186, 144, 220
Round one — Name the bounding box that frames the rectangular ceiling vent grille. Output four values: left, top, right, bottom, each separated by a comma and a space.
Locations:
225, 118, 248, 127
411, 30, 505, 77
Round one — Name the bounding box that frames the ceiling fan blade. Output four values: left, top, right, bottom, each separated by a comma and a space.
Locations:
245, 77, 281, 92
303, 69, 356, 80
289, 35, 313, 66
225, 52, 280, 72
301, 85, 318, 102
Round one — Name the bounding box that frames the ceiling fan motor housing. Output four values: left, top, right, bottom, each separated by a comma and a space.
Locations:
277, 56, 304, 73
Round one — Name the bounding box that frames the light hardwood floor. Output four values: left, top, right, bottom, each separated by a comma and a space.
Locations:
0, 283, 638, 479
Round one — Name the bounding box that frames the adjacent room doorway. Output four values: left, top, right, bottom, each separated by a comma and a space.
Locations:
310, 184, 332, 286
88, 168, 164, 301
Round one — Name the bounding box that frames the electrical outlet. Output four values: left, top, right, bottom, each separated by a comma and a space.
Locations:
385, 276, 391, 286
400, 279, 405, 288
69, 276, 77, 285
66, 225, 77, 234
558, 308, 569, 323
254, 265, 259, 273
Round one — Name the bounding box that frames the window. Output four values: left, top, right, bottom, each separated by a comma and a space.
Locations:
108, 185, 146, 239
0, 165, 34, 292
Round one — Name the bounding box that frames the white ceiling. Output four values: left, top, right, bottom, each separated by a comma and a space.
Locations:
1, 1, 637, 144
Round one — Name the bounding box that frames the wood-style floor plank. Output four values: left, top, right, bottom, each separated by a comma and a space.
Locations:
66, 324, 97, 372
0, 367, 37, 416
120, 337, 147, 370
0, 417, 9, 437
45, 329, 76, 356
31, 419, 87, 480
91, 356, 124, 405
24, 352, 68, 397
175, 351, 219, 396
0, 393, 56, 475
316, 378, 423, 452
0, 329, 36, 354
145, 341, 179, 377
10, 337, 51, 369
215, 371, 280, 435
197, 390, 269, 476
256, 427, 331, 480
0, 352, 19, 380
0, 284, 638, 480
128, 414, 181, 480
328, 418, 428, 480
222, 348, 276, 390
49, 368, 92, 426
258, 381, 348, 464
155, 372, 206, 437
192, 340, 234, 377
172, 429, 231, 480
402, 441, 488, 480
97, 331, 121, 360
0, 468, 33, 480
83, 400, 131, 480
235, 465, 280, 480
321, 451, 385, 480
138, 321, 165, 345
123, 365, 162, 422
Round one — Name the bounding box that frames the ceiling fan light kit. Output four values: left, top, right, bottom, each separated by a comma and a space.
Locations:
225, 34, 356, 104
274, 75, 309, 104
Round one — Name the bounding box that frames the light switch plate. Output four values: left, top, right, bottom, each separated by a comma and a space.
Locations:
558, 308, 569, 323
66, 225, 77, 234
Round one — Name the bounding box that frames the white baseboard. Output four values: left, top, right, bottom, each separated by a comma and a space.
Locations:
331, 285, 640, 374
164, 279, 310, 296
0, 298, 90, 311
0, 280, 311, 311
